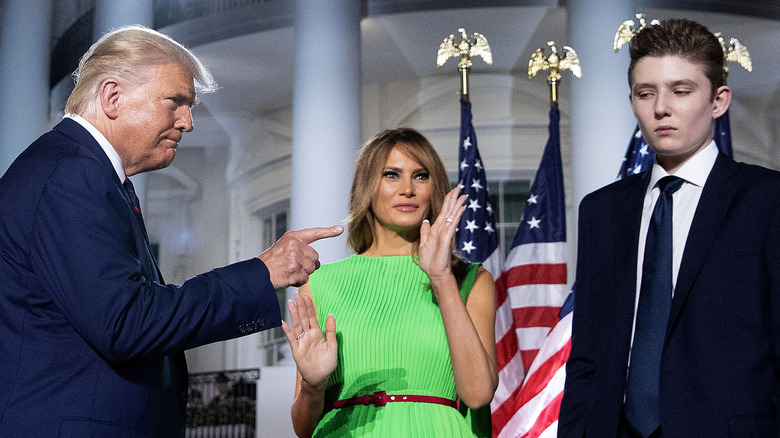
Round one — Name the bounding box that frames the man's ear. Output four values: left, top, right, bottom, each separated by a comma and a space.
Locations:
712, 85, 732, 119
98, 78, 122, 120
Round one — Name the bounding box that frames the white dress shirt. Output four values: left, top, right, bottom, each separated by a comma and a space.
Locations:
65, 114, 126, 182
628, 141, 719, 364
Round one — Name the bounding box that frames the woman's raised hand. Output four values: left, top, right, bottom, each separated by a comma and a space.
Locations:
418, 187, 467, 284
282, 293, 337, 390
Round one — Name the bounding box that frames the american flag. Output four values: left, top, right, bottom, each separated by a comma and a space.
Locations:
508, 291, 573, 438
616, 126, 653, 179
714, 109, 733, 157
455, 97, 502, 278
491, 107, 569, 438
454, 96, 502, 437
618, 111, 732, 179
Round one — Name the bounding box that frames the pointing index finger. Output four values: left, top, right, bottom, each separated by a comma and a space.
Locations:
295, 225, 344, 245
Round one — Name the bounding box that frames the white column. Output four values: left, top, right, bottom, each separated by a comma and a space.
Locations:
568, 0, 637, 216
290, 0, 362, 265
0, 0, 53, 176
94, 0, 154, 36
93, 0, 154, 207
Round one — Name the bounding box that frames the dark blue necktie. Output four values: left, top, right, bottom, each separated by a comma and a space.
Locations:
123, 178, 151, 243
625, 175, 684, 437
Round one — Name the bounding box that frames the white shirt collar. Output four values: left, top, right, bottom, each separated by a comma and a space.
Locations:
647, 140, 718, 192
65, 114, 126, 182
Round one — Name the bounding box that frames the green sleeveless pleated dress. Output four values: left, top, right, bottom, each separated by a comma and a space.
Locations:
309, 255, 480, 437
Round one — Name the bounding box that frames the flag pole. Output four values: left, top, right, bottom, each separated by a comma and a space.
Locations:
436, 29, 499, 438
459, 56, 471, 101
528, 41, 582, 108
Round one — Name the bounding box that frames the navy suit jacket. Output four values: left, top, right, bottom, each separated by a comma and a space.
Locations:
0, 119, 282, 437
559, 154, 780, 438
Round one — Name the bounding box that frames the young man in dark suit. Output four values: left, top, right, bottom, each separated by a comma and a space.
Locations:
559, 19, 780, 438
0, 25, 341, 437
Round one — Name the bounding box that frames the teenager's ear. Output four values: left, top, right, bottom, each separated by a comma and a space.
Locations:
712, 85, 731, 119
98, 78, 122, 119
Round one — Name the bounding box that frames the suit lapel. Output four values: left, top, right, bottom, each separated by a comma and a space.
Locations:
119, 186, 164, 283
125, 204, 164, 283
122, 189, 165, 283
613, 173, 651, 347
55, 119, 163, 283
666, 154, 738, 340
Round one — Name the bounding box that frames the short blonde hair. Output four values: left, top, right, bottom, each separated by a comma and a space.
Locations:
65, 25, 217, 115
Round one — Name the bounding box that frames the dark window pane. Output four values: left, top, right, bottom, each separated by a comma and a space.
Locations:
275, 211, 287, 241
504, 227, 516, 253
487, 181, 500, 221
263, 217, 273, 249
502, 180, 531, 223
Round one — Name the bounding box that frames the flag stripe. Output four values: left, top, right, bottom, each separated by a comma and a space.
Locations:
517, 327, 554, 350
524, 312, 572, 377
520, 337, 571, 406
492, 375, 526, 434
496, 300, 517, 342
536, 422, 559, 438
493, 351, 526, 404
502, 263, 567, 287
513, 306, 560, 328
497, 358, 567, 438
496, 330, 519, 370
520, 392, 564, 438
508, 283, 570, 308
495, 299, 514, 339
505, 242, 567, 264
520, 350, 541, 373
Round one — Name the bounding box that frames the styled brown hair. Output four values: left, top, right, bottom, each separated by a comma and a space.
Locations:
628, 18, 725, 98
347, 128, 469, 279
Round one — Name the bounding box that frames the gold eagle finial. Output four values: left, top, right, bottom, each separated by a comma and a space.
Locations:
715, 32, 753, 76
614, 13, 660, 52
437, 28, 492, 98
436, 28, 492, 69
528, 41, 581, 81
528, 41, 581, 106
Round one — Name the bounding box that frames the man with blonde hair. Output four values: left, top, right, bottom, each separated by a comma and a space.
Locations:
0, 25, 341, 437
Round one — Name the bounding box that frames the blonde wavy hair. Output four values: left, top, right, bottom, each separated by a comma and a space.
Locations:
65, 25, 217, 115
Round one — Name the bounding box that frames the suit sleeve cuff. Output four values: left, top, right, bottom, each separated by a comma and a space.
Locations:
213, 258, 283, 334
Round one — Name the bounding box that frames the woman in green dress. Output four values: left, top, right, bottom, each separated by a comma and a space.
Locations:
282, 128, 498, 437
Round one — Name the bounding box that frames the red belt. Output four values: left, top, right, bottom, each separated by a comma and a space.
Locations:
333, 390, 457, 409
